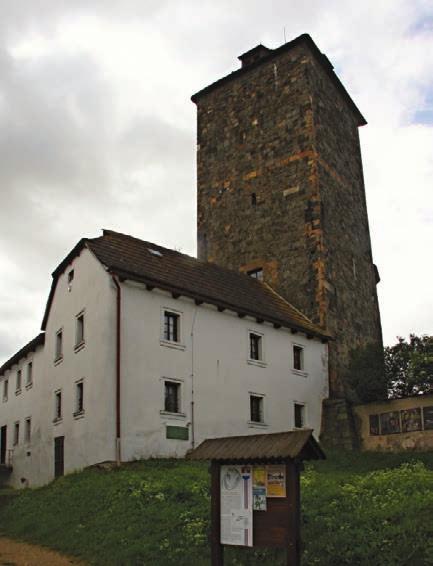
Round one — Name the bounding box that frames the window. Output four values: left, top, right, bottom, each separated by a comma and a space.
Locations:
54, 390, 62, 421
55, 330, 63, 361
249, 332, 263, 361
25, 417, 31, 443
251, 193, 257, 207
16, 369, 22, 392
293, 345, 304, 371
250, 395, 264, 423
163, 311, 180, 342
3, 379, 8, 401
247, 268, 263, 281
74, 381, 84, 415
68, 269, 74, 283
164, 381, 181, 414
75, 312, 85, 347
26, 362, 33, 387
14, 422, 19, 446
294, 403, 305, 428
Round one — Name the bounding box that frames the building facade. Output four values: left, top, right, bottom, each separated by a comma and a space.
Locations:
0, 230, 328, 488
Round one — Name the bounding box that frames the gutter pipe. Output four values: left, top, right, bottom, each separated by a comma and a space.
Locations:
111, 273, 122, 466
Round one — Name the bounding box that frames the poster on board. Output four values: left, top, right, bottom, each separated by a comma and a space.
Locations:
252, 467, 267, 511
266, 465, 286, 497
220, 465, 253, 547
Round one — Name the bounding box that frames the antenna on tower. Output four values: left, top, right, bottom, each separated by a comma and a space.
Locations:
283, 26, 287, 43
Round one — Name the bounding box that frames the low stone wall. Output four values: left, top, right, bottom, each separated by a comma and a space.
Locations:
353, 394, 433, 451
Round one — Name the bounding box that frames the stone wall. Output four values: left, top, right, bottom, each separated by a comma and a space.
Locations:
193, 36, 383, 400
354, 394, 433, 451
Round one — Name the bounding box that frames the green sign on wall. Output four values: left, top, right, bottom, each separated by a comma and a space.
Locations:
166, 425, 189, 441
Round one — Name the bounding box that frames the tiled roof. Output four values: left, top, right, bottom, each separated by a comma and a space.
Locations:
0, 333, 45, 377
186, 429, 325, 461
85, 230, 330, 340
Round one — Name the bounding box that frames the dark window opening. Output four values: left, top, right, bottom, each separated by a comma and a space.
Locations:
55, 391, 62, 420
293, 345, 303, 371
75, 382, 84, 415
294, 403, 305, 428
247, 268, 263, 281
55, 330, 63, 361
250, 395, 264, 423
68, 269, 74, 283
76, 313, 84, 346
251, 193, 257, 206
164, 311, 179, 342
164, 381, 180, 414
249, 333, 262, 361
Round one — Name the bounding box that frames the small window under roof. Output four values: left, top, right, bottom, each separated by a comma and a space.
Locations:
148, 248, 163, 258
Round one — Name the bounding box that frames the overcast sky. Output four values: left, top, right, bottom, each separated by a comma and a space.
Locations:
0, 0, 432, 363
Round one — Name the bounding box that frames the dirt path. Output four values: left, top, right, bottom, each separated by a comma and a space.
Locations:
0, 537, 86, 566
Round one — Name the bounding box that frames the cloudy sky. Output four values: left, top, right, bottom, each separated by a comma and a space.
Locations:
0, 0, 432, 363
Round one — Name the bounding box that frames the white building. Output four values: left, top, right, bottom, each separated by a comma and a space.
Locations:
0, 229, 329, 488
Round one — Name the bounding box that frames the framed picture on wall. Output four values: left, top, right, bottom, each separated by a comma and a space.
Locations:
380, 411, 401, 434
401, 408, 422, 432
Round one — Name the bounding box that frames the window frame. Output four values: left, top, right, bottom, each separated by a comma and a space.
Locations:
160, 378, 185, 418
74, 379, 85, 417
248, 393, 267, 427
3, 378, 8, 402
293, 402, 306, 429
247, 267, 264, 281
160, 308, 185, 350
247, 330, 266, 367
54, 389, 62, 422
55, 329, 63, 363
13, 421, 19, 446
291, 343, 307, 376
16, 369, 22, 394
75, 310, 85, 351
26, 361, 33, 389
25, 417, 31, 444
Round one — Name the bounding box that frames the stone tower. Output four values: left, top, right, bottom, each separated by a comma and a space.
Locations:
192, 34, 383, 409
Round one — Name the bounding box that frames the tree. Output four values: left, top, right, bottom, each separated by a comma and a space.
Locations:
385, 334, 433, 399
346, 342, 387, 403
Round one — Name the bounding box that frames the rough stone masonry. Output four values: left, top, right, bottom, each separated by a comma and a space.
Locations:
192, 34, 383, 445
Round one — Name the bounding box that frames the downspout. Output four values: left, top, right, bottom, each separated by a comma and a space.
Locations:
111, 273, 122, 466
190, 308, 199, 449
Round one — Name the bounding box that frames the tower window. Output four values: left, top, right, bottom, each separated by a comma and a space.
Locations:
251, 193, 257, 206
247, 268, 263, 281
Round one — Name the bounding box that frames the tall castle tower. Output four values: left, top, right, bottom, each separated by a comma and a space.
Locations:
192, 34, 383, 407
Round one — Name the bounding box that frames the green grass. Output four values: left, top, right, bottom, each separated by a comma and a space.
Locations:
0, 452, 433, 565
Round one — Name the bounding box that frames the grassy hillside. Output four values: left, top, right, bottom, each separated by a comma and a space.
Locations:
0, 452, 433, 565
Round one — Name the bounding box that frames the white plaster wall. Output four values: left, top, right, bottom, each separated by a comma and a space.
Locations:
0, 247, 117, 487
120, 282, 328, 461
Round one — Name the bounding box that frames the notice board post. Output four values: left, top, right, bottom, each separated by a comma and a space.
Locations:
187, 430, 325, 566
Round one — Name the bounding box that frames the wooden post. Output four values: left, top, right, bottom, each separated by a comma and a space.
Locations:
286, 460, 301, 566
210, 461, 224, 566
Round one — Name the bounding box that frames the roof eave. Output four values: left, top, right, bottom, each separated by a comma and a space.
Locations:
110, 266, 331, 341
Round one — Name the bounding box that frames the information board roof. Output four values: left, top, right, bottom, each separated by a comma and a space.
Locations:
187, 430, 325, 462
